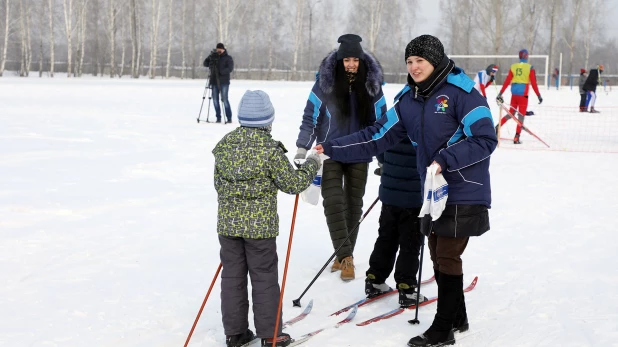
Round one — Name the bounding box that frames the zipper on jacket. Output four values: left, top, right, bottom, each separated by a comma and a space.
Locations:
415, 86, 418, 98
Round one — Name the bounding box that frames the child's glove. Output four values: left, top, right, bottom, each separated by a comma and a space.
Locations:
305, 153, 322, 170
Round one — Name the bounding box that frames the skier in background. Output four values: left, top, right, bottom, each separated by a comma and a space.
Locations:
579, 68, 587, 112
473, 64, 498, 98
583, 64, 604, 113
496, 49, 543, 144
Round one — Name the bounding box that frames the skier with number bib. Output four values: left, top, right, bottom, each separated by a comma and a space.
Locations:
496, 49, 543, 144
213, 90, 322, 347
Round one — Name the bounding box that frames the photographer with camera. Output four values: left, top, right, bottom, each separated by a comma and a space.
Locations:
203, 43, 234, 123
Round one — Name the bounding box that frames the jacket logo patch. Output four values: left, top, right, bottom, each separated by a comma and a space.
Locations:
435, 95, 449, 114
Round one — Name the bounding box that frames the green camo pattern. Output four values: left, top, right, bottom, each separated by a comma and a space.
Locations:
213, 127, 319, 239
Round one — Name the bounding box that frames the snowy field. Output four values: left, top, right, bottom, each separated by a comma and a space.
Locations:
1, 75, 618, 347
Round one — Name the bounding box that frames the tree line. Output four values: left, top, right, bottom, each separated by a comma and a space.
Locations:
0, 0, 614, 82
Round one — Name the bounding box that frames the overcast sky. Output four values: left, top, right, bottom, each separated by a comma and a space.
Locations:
415, 0, 618, 46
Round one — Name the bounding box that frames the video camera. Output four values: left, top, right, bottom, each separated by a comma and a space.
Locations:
208, 49, 219, 68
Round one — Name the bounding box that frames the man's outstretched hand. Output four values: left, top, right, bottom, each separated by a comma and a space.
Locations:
314, 144, 324, 154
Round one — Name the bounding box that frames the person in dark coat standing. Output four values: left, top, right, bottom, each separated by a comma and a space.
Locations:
315, 35, 496, 347
579, 69, 587, 112
294, 34, 387, 281
583, 64, 603, 113
203, 43, 235, 123
365, 140, 428, 308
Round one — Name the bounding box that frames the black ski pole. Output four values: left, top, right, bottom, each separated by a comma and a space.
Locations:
292, 196, 380, 307
409, 233, 426, 325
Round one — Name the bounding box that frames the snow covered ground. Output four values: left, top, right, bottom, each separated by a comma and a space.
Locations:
1, 75, 618, 347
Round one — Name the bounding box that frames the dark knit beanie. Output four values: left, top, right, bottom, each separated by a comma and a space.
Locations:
216, 43, 225, 49
336, 34, 364, 60
404, 35, 445, 67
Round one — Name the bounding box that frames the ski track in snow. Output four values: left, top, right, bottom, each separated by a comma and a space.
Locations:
1, 76, 617, 347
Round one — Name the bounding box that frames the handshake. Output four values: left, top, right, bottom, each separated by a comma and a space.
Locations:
294, 148, 324, 170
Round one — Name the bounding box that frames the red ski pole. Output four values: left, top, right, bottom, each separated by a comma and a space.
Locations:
184, 263, 222, 347
272, 194, 300, 347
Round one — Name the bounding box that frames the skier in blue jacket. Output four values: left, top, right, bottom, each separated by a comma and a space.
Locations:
316, 35, 496, 347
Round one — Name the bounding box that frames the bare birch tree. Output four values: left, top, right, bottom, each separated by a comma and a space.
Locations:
118, 6, 126, 77
48, 0, 54, 76
180, 0, 186, 79
547, 0, 561, 82
581, 0, 604, 69
517, 1, 544, 52
213, 0, 242, 43
19, 0, 32, 76
266, 0, 273, 79
129, 0, 139, 77
148, 0, 162, 78
562, 0, 583, 78
107, 0, 118, 77
367, 0, 383, 52
0, 0, 10, 76
291, 0, 305, 79
76, 0, 88, 77
165, 0, 172, 78
63, 0, 75, 77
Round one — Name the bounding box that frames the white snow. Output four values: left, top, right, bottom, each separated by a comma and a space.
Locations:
1, 75, 617, 347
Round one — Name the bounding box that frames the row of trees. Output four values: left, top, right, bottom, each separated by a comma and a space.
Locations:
0, 0, 614, 81
442, 0, 613, 80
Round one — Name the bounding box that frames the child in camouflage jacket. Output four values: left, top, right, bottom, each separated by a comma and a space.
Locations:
212, 90, 321, 347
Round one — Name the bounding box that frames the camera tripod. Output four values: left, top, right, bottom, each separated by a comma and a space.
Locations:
197, 57, 228, 124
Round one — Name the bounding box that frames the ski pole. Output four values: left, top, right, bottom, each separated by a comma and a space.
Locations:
408, 234, 426, 325
292, 196, 380, 307
183, 263, 222, 347
272, 194, 300, 347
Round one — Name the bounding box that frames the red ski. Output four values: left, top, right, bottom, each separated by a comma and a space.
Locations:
356, 276, 478, 326
329, 275, 435, 316
497, 102, 550, 148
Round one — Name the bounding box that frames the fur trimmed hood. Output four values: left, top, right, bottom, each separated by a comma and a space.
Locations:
317, 50, 384, 97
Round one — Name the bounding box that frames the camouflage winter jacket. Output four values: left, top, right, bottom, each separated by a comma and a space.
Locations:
213, 127, 319, 239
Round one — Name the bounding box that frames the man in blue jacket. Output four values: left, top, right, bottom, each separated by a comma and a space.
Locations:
316, 35, 496, 347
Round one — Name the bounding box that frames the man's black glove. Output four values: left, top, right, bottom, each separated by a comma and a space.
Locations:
490, 75, 495, 83
538, 95, 543, 104
496, 93, 504, 104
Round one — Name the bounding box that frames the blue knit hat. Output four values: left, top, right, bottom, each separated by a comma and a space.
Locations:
237, 90, 275, 128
